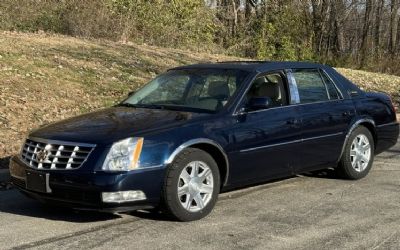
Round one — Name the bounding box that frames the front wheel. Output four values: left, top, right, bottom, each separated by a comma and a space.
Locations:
337, 126, 374, 180
162, 148, 220, 221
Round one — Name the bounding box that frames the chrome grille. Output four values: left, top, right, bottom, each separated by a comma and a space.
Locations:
21, 137, 95, 170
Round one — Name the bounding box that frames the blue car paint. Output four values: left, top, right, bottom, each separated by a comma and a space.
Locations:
9, 61, 399, 211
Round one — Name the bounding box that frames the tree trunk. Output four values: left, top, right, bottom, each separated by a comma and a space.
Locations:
230, 0, 238, 36
311, 0, 330, 57
374, 0, 384, 56
389, 0, 399, 55
331, 0, 346, 56
360, 0, 374, 64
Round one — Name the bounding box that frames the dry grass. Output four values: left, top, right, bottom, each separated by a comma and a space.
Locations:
0, 32, 238, 162
0, 32, 399, 164
337, 68, 400, 104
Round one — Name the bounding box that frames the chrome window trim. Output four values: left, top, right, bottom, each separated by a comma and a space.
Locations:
231, 68, 347, 116
292, 68, 344, 104
319, 68, 345, 100
232, 98, 347, 116
336, 118, 376, 162
320, 70, 332, 99
165, 138, 229, 186
239, 132, 344, 153
233, 102, 295, 116
285, 69, 300, 104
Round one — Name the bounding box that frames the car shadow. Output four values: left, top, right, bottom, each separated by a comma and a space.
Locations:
127, 171, 343, 221
0, 156, 11, 169
0, 162, 342, 223
0, 155, 121, 223
0, 190, 121, 223
300, 168, 341, 179
0, 172, 339, 223
127, 210, 175, 222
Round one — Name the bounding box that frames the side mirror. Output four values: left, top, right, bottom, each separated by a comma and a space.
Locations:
248, 97, 272, 110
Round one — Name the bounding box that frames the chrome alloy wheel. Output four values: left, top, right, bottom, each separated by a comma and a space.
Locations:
177, 161, 214, 212
350, 134, 372, 172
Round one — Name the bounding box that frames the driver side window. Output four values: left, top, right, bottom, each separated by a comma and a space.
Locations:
246, 72, 288, 109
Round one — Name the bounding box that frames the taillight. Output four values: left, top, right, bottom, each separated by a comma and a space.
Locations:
388, 95, 398, 121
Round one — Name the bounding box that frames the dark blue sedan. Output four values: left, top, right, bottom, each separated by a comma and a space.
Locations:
9, 61, 399, 221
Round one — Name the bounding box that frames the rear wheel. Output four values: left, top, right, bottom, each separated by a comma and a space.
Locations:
337, 126, 374, 180
162, 148, 220, 221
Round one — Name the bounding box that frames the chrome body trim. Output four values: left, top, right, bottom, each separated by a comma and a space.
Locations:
99, 164, 165, 174
135, 164, 165, 171
165, 138, 230, 185
376, 121, 399, 128
302, 132, 344, 142
21, 137, 96, 171
240, 132, 344, 153
28, 136, 96, 148
337, 118, 376, 162
45, 173, 52, 193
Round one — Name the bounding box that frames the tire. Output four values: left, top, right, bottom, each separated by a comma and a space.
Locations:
162, 148, 220, 221
337, 126, 375, 180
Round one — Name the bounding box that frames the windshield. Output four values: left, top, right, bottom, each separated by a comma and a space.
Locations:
122, 69, 249, 113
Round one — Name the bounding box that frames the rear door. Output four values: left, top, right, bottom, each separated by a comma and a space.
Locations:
290, 68, 355, 172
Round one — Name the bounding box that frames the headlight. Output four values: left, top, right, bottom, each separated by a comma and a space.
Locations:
102, 137, 144, 171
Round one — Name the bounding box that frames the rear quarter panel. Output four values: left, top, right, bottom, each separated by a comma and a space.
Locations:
353, 93, 399, 154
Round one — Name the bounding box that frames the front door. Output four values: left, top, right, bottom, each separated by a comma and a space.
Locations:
226, 71, 303, 184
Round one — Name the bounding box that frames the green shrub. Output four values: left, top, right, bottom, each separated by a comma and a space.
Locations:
0, 0, 217, 51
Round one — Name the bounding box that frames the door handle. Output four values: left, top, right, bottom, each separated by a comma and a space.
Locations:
287, 119, 301, 125
342, 111, 352, 117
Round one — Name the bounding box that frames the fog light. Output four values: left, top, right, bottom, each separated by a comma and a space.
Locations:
102, 190, 146, 203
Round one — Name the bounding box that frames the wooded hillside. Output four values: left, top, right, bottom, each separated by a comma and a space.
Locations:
1, 0, 400, 75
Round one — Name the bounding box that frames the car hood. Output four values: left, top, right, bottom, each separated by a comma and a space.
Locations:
30, 107, 205, 145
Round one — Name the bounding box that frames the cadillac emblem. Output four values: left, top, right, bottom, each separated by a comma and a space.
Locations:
36, 149, 50, 162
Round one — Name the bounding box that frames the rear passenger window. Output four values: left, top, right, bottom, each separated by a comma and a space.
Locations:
292, 69, 339, 104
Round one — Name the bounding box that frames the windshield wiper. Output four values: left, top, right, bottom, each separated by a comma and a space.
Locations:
118, 103, 138, 108
119, 103, 167, 110
118, 103, 213, 113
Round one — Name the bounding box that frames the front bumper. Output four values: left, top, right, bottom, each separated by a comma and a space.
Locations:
9, 156, 166, 212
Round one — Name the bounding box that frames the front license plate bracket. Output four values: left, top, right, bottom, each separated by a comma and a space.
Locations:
26, 170, 52, 193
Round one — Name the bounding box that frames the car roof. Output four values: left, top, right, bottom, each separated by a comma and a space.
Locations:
171, 61, 328, 72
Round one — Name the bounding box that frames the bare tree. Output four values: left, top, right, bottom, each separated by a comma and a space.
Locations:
389, 0, 400, 55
